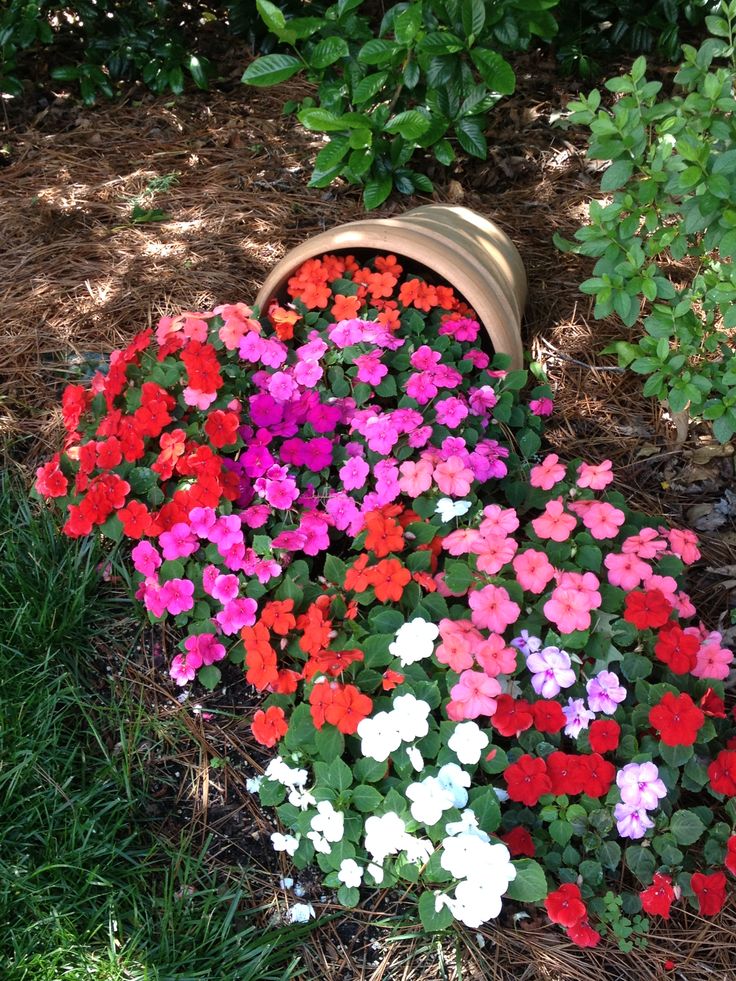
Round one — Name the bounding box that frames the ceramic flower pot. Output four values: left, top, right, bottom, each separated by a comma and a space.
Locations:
255, 204, 526, 369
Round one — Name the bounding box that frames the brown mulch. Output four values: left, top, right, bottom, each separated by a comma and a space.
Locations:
4, 50, 736, 981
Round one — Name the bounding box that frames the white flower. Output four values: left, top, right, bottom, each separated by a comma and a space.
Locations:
389, 618, 440, 666
356, 711, 402, 762
306, 831, 332, 854
406, 776, 455, 825
288, 787, 317, 810
451, 879, 505, 928
436, 498, 472, 522
310, 801, 344, 843
493, 786, 509, 802
444, 808, 489, 841
279, 877, 294, 890
271, 832, 299, 856
264, 757, 308, 788
364, 812, 407, 863
406, 745, 425, 772
287, 903, 316, 924
367, 862, 384, 884
337, 859, 363, 889
391, 693, 431, 741
437, 763, 471, 809
448, 721, 489, 765
245, 775, 263, 794
402, 834, 435, 864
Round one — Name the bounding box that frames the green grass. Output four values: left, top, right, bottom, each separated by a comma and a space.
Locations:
0, 475, 310, 980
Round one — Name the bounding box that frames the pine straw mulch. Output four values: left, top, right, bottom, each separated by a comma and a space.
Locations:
3, 50, 736, 981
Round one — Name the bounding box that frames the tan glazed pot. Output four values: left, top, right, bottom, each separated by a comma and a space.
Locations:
255, 205, 526, 370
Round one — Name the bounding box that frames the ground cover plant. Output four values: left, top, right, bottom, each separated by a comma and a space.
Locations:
0, 474, 313, 981
33, 245, 736, 953
557, 4, 736, 442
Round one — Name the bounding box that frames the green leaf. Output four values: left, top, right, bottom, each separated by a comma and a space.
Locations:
352, 71, 389, 104
455, 117, 487, 158
550, 819, 574, 847
314, 725, 344, 761
188, 55, 209, 90
462, 0, 486, 37
351, 784, 383, 812
309, 136, 350, 187
256, 0, 287, 33
363, 176, 393, 210
385, 109, 430, 140
504, 859, 547, 902
310, 36, 350, 70
621, 652, 652, 682
337, 885, 360, 907
470, 49, 515, 95
358, 39, 400, 65
669, 809, 705, 846
599, 840, 621, 870
601, 159, 634, 191
418, 891, 454, 931
242, 55, 303, 87
299, 107, 348, 132
197, 665, 221, 690
434, 139, 455, 165
625, 845, 655, 883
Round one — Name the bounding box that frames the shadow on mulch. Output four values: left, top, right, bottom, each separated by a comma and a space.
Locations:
4, 50, 736, 980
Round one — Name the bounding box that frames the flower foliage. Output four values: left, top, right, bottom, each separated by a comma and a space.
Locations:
36, 249, 736, 945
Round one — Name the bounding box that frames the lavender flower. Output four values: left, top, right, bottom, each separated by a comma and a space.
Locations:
614, 802, 655, 840
562, 697, 595, 738
586, 670, 627, 715
616, 762, 667, 810
526, 646, 576, 698
510, 631, 542, 658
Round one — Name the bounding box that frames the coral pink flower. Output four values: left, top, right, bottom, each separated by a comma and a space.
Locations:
666, 527, 701, 565
691, 632, 733, 680
579, 501, 626, 540
604, 552, 651, 590
473, 534, 518, 575
442, 528, 481, 556
576, 460, 614, 490
436, 618, 481, 672
622, 527, 667, 560
513, 549, 556, 594
479, 504, 519, 536
447, 670, 501, 720
544, 587, 593, 634
476, 634, 518, 676
532, 499, 577, 542
555, 571, 602, 611
469, 584, 520, 633
433, 455, 473, 496
398, 458, 434, 497
530, 453, 566, 490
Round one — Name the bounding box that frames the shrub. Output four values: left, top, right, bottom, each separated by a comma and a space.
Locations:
35, 248, 736, 945
242, 0, 561, 208
556, 2, 736, 442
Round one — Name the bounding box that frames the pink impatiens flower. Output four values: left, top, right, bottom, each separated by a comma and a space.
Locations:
436, 618, 481, 672
433, 455, 473, 497
170, 649, 202, 686
622, 527, 667, 560
691, 631, 733, 680
666, 527, 701, 565
469, 584, 520, 633
159, 578, 195, 616
604, 552, 651, 591
159, 522, 199, 560
544, 586, 593, 634
530, 453, 566, 491
339, 455, 369, 491
531, 498, 577, 542
447, 670, 502, 720
398, 459, 434, 497
578, 501, 626, 540
132, 540, 162, 577
576, 460, 614, 490
513, 549, 555, 594
185, 632, 226, 666
529, 396, 553, 416
472, 534, 518, 575
475, 634, 517, 677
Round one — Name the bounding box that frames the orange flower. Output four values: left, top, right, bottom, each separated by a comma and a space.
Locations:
344, 553, 371, 592
324, 684, 373, 735
376, 303, 401, 331
303, 647, 364, 681
244, 643, 278, 690
309, 680, 336, 729
251, 705, 288, 747
297, 603, 332, 657
331, 293, 362, 321
412, 570, 437, 592
260, 599, 296, 636
374, 254, 403, 276
345, 600, 359, 620
364, 271, 397, 299
398, 278, 438, 311
382, 669, 405, 691
364, 510, 405, 558
268, 304, 300, 341
273, 668, 300, 694
368, 558, 411, 602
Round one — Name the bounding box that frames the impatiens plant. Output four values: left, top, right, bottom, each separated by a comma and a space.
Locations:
35, 247, 736, 949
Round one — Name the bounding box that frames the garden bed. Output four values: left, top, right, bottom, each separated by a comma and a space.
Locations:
4, 49, 736, 980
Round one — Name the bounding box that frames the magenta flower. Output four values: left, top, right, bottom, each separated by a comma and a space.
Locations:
170, 650, 202, 686
131, 541, 161, 577
586, 671, 627, 714
211, 573, 239, 604
160, 578, 195, 616
340, 455, 369, 491
435, 397, 469, 428
185, 633, 226, 666
529, 396, 553, 416
159, 522, 198, 561
406, 372, 438, 404
355, 352, 387, 385
188, 506, 216, 538
215, 596, 257, 635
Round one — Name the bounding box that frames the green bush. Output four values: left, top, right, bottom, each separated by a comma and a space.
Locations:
557, 0, 736, 442
242, 0, 560, 208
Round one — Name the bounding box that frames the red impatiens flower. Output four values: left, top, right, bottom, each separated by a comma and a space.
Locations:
35, 457, 69, 498
544, 883, 587, 927
382, 669, 405, 691
501, 827, 535, 857
640, 873, 675, 918
118, 499, 152, 539
323, 683, 373, 735
623, 588, 673, 629
699, 688, 726, 718
367, 558, 411, 602
491, 695, 534, 737
691, 871, 727, 916
726, 836, 736, 875
566, 919, 601, 947
708, 750, 736, 796
504, 755, 552, 806
649, 692, 704, 747
251, 705, 288, 747
546, 752, 587, 796
588, 718, 621, 754
204, 409, 239, 449
530, 699, 566, 734
655, 623, 699, 674
583, 753, 616, 798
